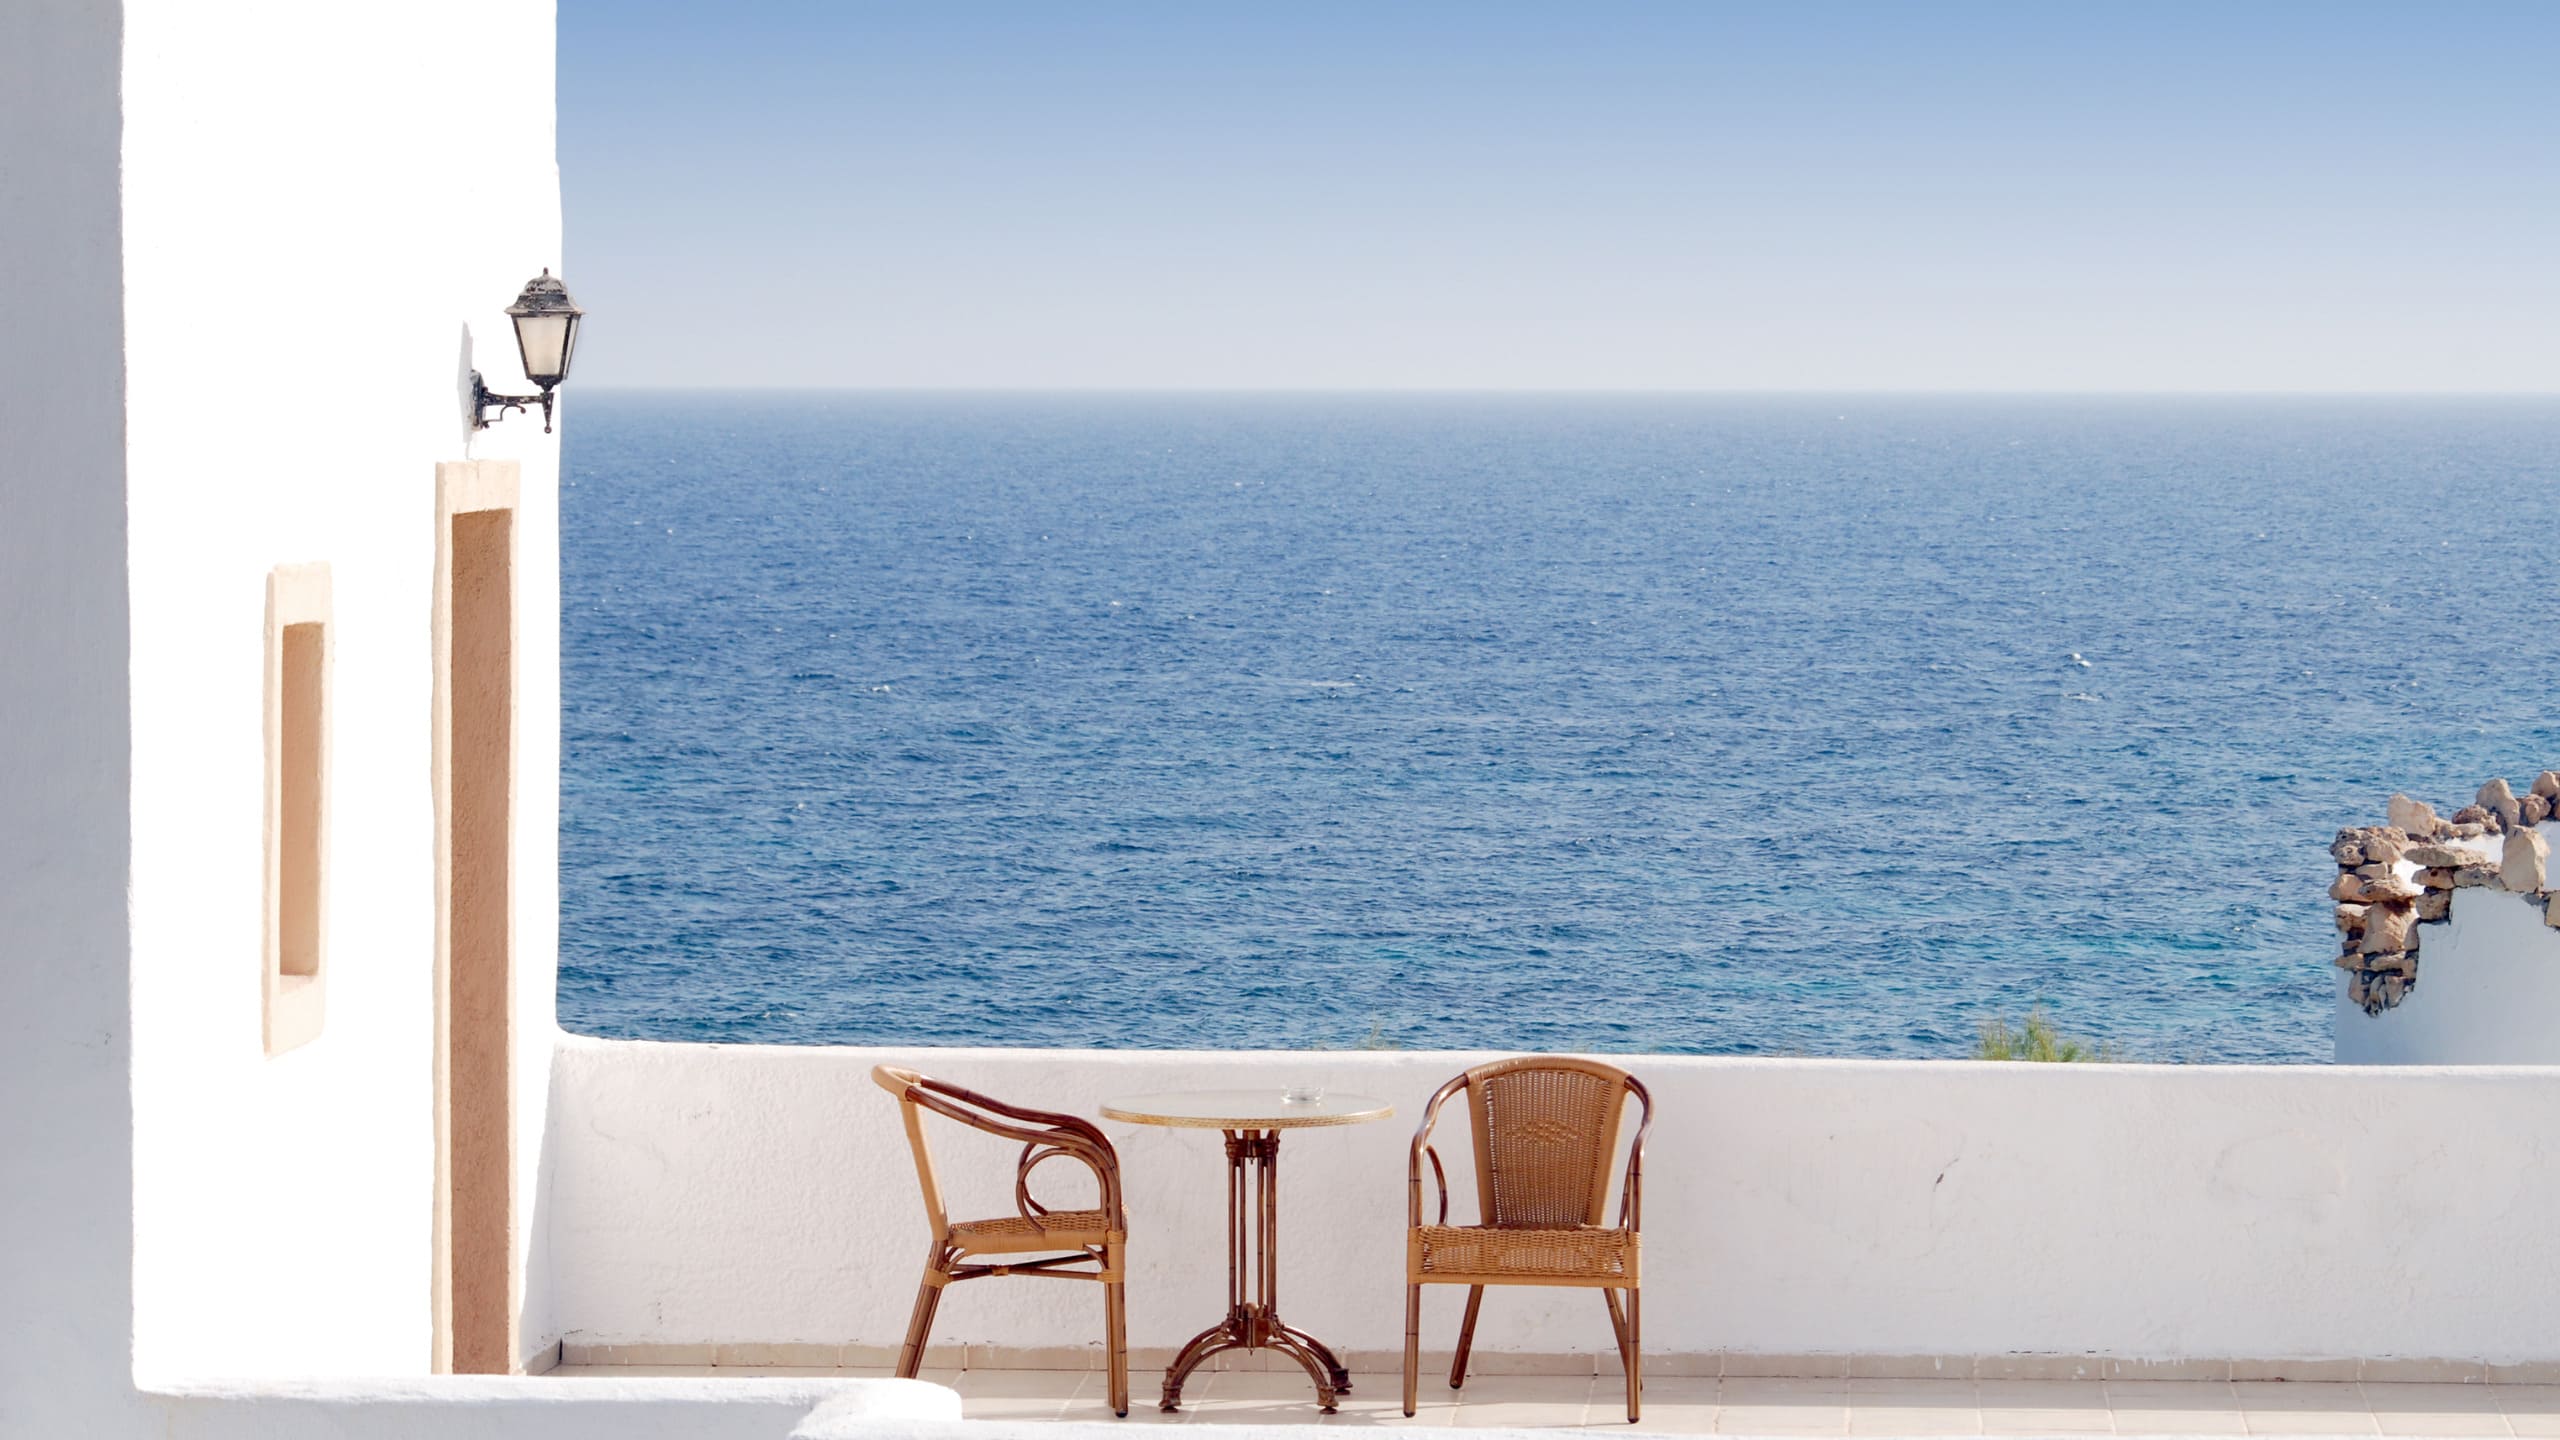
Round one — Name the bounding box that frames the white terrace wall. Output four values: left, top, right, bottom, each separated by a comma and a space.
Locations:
549, 1039, 2560, 1373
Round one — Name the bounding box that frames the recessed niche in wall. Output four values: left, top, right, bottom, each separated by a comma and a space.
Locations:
264, 562, 332, 1056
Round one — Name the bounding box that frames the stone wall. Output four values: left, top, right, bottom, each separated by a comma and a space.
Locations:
2331, 774, 2560, 1013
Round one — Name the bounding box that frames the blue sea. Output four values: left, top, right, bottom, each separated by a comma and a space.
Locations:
559, 393, 2560, 1062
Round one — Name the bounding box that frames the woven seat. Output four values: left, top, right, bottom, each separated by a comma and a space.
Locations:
1403, 1057, 1653, 1423
875, 1066, 1129, 1417
951, 1208, 1116, 1254
1412, 1223, 1637, 1283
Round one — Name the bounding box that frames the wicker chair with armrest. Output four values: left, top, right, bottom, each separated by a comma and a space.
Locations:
873, 1064, 1130, 1417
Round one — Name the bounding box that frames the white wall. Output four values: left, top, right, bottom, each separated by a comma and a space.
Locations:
117, 0, 565, 1383
0, 1, 139, 1434
2338, 872, 2560, 1064
550, 1038, 2560, 1369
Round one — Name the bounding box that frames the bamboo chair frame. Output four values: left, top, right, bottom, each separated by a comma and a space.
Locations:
873, 1065, 1130, 1417
1403, 1056, 1653, 1423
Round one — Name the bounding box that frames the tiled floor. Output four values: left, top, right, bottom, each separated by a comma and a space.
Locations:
553, 1366, 2560, 1434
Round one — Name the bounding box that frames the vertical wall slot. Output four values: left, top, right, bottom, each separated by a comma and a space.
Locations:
264, 564, 331, 1055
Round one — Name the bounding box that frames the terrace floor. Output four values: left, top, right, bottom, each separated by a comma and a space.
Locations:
555, 1365, 2560, 1434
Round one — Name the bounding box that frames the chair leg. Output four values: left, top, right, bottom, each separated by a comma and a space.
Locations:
897, 1258, 947, 1380
1603, 1289, 1632, 1374
1104, 1246, 1130, 1418
1623, 1288, 1642, 1423
1447, 1285, 1484, 1389
1402, 1284, 1422, 1417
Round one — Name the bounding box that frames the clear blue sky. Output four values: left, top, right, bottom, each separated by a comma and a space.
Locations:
560, 2, 2557, 391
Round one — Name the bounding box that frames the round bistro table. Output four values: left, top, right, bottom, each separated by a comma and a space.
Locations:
1100, 1089, 1393, 1413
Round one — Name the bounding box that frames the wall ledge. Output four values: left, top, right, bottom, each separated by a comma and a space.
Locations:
140, 1375, 960, 1439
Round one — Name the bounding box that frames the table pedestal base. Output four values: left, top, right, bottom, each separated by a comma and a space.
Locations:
1159, 1130, 1352, 1413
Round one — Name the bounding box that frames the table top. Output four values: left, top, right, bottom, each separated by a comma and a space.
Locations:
1100, 1089, 1394, 1130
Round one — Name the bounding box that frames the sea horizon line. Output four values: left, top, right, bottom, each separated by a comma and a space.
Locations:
568, 385, 2560, 400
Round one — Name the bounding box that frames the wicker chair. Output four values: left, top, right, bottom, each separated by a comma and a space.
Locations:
1403, 1056, 1653, 1423
873, 1065, 1130, 1417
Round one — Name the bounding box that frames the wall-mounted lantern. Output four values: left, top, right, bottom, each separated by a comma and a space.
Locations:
471, 270, 585, 433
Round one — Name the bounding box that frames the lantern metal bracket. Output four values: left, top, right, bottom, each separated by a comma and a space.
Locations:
470, 370, 557, 433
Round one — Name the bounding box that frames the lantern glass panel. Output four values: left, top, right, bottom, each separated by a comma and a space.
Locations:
513, 311, 577, 389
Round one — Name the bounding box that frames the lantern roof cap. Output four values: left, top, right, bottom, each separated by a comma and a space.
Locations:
506, 269, 582, 319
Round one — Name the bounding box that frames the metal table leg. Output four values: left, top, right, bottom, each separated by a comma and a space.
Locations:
1158, 1129, 1353, 1413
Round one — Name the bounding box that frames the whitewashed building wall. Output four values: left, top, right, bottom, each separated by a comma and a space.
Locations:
115, 0, 567, 1384
4, 0, 579, 1431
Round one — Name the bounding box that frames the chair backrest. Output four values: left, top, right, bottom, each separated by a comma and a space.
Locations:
1461, 1056, 1639, 1229
872, 1064, 1123, 1242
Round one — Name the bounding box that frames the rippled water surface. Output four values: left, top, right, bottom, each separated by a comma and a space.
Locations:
559, 393, 2560, 1060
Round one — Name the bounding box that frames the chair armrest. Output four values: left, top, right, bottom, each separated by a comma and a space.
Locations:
1016, 1139, 1123, 1226
1619, 1074, 1653, 1232
1407, 1074, 1469, 1227
902, 1083, 1126, 1224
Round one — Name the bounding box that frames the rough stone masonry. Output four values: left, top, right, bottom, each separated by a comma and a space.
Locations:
2332, 771, 2560, 1015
